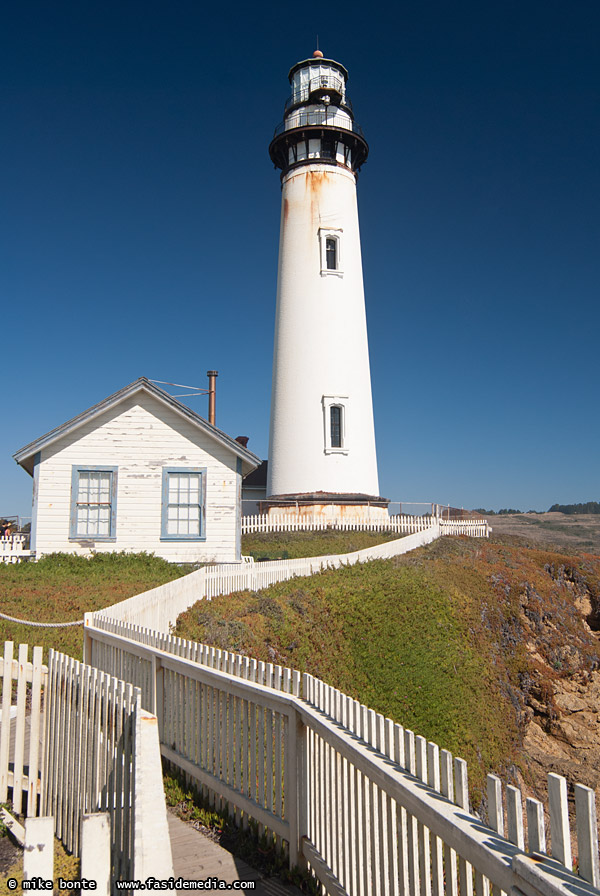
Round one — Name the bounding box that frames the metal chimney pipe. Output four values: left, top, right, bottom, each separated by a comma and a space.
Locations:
207, 370, 218, 425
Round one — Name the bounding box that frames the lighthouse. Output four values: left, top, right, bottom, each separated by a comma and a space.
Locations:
265, 50, 386, 520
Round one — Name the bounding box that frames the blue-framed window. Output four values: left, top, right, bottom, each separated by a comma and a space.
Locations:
161, 468, 206, 540
70, 466, 117, 540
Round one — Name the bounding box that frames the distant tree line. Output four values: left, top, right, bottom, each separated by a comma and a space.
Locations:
547, 502, 600, 515
473, 508, 524, 516
473, 503, 600, 516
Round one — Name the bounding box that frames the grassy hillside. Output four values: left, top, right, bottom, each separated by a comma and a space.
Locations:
0, 552, 187, 658
241, 529, 401, 560
176, 535, 600, 800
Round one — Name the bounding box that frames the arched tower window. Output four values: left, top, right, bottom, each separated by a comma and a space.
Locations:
326, 237, 337, 270
322, 395, 348, 453
330, 405, 342, 447
319, 229, 343, 277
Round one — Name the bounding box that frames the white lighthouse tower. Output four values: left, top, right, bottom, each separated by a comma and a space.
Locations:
266, 50, 386, 520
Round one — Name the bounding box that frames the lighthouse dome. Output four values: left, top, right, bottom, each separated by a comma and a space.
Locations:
288, 56, 348, 107
269, 51, 368, 175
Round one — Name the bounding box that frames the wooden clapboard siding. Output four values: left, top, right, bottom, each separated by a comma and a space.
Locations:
34, 391, 241, 562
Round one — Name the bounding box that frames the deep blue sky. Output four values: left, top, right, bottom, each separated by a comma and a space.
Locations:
2, 0, 599, 520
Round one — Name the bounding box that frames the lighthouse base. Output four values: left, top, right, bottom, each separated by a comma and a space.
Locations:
260, 493, 390, 523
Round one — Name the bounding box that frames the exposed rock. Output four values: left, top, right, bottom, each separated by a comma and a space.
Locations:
522, 669, 600, 804
511, 559, 600, 835
554, 690, 590, 714
523, 719, 571, 761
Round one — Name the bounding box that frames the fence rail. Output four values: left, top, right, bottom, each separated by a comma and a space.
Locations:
273, 111, 366, 140
85, 618, 600, 894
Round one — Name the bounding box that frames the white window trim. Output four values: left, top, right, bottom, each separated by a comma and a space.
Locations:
322, 395, 349, 454
319, 228, 343, 277
69, 465, 117, 542
161, 467, 207, 541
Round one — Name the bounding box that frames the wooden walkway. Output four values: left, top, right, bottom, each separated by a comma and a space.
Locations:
168, 812, 303, 895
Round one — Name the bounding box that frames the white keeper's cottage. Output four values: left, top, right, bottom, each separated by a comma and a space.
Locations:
13, 378, 261, 563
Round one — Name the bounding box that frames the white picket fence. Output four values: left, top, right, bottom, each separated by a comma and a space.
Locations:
439, 519, 490, 538
0, 534, 32, 564
241, 513, 490, 537
241, 512, 474, 536
84, 617, 600, 894
0, 641, 173, 881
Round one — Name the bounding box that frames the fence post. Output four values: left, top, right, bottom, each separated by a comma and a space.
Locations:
574, 784, 600, 886
548, 773, 572, 869
151, 655, 164, 733
82, 615, 93, 665
133, 707, 174, 879
23, 816, 54, 879
286, 703, 309, 871
297, 703, 309, 873
81, 813, 111, 895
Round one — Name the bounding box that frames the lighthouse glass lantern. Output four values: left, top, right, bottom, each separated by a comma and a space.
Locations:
265, 50, 387, 522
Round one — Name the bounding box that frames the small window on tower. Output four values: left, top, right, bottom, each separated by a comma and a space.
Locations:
319, 228, 343, 276
326, 238, 337, 270
322, 395, 348, 453
330, 406, 342, 448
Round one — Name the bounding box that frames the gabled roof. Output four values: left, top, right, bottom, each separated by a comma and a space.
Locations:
13, 377, 262, 477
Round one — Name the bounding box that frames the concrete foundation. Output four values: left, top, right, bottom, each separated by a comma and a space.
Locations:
260, 493, 389, 523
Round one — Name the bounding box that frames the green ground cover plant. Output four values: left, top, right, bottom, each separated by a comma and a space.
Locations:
0, 552, 188, 658
0, 838, 79, 891
241, 528, 401, 560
